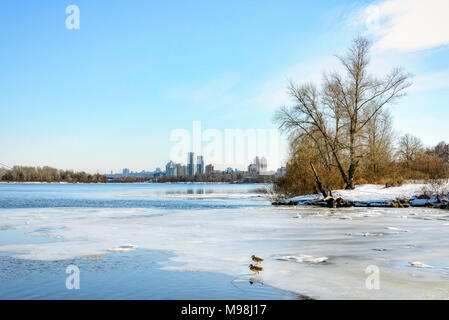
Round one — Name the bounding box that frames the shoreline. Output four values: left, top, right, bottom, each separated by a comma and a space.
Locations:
273, 183, 449, 210
0, 181, 270, 185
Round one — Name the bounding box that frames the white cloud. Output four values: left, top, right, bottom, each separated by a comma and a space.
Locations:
358, 0, 449, 52
409, 70, 449, 93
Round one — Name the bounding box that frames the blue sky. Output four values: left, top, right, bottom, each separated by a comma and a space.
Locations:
1, 0, 448, 173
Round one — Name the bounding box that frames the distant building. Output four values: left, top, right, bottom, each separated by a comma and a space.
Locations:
176, 164, 187, 176
205, 164, 214, 175
165, 161, 176, 177
123, 168, 130, 176
187, 152, 196, 176
276, 167, 286, 177
260, 157, 267, 172
225, 167, 233, 174
248, 156, 268, 174
253, 156, 267, 173
248, 163, 258, 174
197, 156, 204, 175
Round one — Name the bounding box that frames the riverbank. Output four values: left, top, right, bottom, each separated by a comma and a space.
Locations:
274, 183, 449, 209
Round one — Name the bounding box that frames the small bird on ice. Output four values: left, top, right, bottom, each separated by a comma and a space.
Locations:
249, 264, 264, 273
251, 255, 264, 264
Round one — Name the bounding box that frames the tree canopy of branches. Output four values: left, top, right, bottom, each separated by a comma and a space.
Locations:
433, 141, 449, 162
397, 134, 424, 162
275, 37, 411, 190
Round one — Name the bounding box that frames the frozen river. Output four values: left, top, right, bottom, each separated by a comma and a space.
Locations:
0, 183, 448, 299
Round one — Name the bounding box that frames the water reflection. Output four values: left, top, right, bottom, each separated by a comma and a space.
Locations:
166, 188, 212, 195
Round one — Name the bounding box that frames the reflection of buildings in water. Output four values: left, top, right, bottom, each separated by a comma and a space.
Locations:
186, 188, 206, 194
165, 188, 211, 195
165, 190, 186, 195
187, 188, 205, 194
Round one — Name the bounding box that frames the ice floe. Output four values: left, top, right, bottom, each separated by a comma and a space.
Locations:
108, 244, 138, 252
408, 261, 433, 269
276, 255, 329, 264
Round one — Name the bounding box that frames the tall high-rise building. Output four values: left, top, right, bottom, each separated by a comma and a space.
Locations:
187, 152, 196, 176
254, 156, 260, 172
196, 156, 204, 175
249, 156, 268, 174
260, 157, 267, 172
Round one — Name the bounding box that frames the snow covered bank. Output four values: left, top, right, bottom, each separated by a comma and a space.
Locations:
277, 183, 449, 209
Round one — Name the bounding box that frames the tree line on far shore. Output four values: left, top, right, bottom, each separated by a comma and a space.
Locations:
273, 37, 449, 199
0, 166, 108, 183
110, 173, 275, 184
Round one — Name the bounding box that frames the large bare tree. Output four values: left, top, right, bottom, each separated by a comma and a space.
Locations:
275, 37, 411, 190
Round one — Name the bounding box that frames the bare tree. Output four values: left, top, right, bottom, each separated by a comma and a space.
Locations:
362, 108, 395, 178
433, 141, 449, 162
275, 37, 411, 189
397, 134, 424, 162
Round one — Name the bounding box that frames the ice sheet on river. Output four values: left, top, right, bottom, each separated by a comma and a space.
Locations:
0, 205, 449, 299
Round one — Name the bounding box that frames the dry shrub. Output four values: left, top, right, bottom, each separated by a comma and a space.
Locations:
389, 152, 449, 182
354, 177, 368, 185
410, 152, 448, 180
383, 176, 405, 188
273, 137, 344, 198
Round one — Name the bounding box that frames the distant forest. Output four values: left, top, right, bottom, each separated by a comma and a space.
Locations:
0, 166, 107, 183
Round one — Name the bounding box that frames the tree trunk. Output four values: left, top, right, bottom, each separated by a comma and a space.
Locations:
330, 149, 350, 189
310, 162, 328, 197
345, 161, 358, 190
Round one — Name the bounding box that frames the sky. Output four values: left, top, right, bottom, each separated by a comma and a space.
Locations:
0, 0, 448, 173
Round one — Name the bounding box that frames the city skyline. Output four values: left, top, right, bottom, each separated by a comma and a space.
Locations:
107, 152, 283, 178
